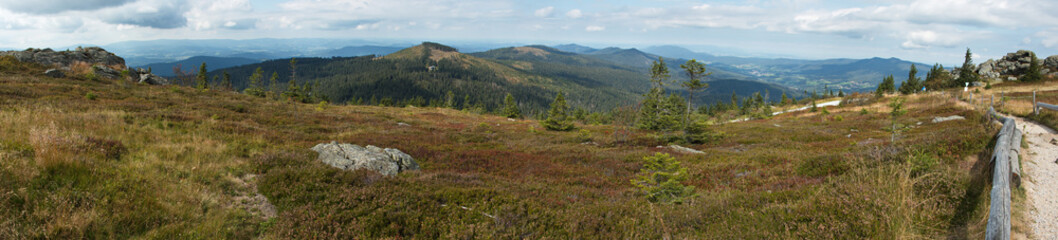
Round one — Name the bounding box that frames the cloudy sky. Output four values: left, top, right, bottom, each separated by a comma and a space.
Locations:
0, 0, 1056, 65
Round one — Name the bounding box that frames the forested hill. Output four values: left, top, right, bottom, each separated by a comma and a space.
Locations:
209, 42, 799, 114
208, 42, 642, 114
471, 45, 800, 103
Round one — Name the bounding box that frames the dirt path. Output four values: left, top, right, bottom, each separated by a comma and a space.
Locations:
1016, 116, 1058, 239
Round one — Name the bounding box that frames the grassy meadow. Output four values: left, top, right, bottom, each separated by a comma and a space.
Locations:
0, 58, 1002, 238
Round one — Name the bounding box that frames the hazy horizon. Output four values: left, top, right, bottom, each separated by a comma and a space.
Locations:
1, 0, 1056, 65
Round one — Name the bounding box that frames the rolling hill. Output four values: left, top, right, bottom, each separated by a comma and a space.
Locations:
471, 45, 801, 104
209, 42, 645, 114
137, 56, 262, 77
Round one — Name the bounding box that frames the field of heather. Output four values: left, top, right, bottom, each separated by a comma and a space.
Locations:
0, 59, 1001, 239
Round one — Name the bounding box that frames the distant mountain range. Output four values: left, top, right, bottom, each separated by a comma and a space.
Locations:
103, 38, 931, 94
639, 45, 929, 92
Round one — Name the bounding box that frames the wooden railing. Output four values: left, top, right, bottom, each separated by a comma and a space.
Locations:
985, 107, 1022, 240
1034, 90, 1058, 115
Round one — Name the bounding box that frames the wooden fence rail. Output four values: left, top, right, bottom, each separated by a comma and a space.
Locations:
1034, 90, 1058, 115
985, 107, 1022, 240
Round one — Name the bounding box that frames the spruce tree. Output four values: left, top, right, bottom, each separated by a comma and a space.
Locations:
244, 67, 266, 97
959, 48, 978, 85
502, 93, 522, 118
876, 74, 896, 96
1023, 52, 1042, 82
462, 94, 471, 110
899, 64, 920, 94
780, 92, 788, 106
195, 62, 208, 90
444, 91, 455, 109
269, 72, 280, 97
542, 93, 574, 131
221, 71, 232, 91
680, 59, 710, 128
630, 153, 696, 204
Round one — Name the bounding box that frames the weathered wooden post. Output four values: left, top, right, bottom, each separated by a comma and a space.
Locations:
1034, 91, 1038, 116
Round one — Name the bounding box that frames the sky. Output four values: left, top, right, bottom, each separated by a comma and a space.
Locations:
0, 0, 1056, 65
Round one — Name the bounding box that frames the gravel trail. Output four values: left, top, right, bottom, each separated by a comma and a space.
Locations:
1016, 116, 1058, 239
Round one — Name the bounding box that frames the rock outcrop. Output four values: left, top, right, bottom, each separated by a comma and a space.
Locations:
977, 50, 1057, 81
0, 47, 169, 85
0, 47, 125, 68
310, 142, 420, 176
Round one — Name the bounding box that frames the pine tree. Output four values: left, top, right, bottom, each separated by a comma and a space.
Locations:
462, 94, 471, 110
444, 91, 455, 109
221, 71, 232, 91
780, 92, 788, 106
630, 153, 696, 204
244, 67, 266, 97
502, 93, 522, 118
542, 93, 574, 131
876, 74, 895, 96
838, 90, 845, 97
195, 62, 208, 90
959, 48, 978, 85
650, 57, 671, 89
1023, 52, 1042, 82
269, 72, 280, 98
899, 64, 920, 94
679, 59, 710, 128
730, 91, 738, 109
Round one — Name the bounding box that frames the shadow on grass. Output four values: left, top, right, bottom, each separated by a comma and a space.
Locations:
947, 132, 998, 239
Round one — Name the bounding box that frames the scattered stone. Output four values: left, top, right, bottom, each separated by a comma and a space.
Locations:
397, 122, 411, 127
735, 171, 751, 178
932, 115, 966, 123
773, 124, 781, 127
310, 142, 420, 176
846, 134, 852, 138
1051, 138, 1057, 145
44, 68, 64, 78
666, 144, 705, 155
916, 122, 922, 126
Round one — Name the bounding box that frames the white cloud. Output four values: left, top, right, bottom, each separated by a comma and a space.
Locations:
566, 9, 582, 19
901, 30, 965, 49
0, 0, 134, 14
586, 25, 604, 32
535, 6, 554, 17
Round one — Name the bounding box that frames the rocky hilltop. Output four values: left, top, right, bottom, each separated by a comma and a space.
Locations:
976, 50, 1058, 82
0, 47, 167, 85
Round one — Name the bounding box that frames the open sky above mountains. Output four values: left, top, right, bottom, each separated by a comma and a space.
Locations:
0, 0, 1055, 65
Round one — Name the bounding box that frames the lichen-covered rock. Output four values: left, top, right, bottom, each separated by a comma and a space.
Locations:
310, 142, 420, 176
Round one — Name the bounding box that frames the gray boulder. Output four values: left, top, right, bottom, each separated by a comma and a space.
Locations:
44, 69, 64, 78
93, 65, 123, 79
130, 68, 169, 85
1045, 55, 1058, 69
310, 142, 420, 176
